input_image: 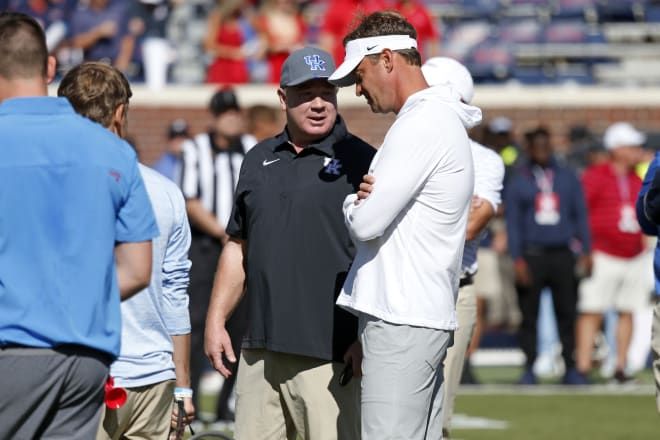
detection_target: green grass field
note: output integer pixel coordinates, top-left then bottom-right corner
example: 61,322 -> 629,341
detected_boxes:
193,366 -> 660,440
452,393 -> 659,440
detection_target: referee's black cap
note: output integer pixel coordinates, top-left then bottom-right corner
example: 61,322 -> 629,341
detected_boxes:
210,87 -> 240,117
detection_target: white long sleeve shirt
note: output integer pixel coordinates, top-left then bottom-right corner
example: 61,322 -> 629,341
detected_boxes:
337,85 -> 481,330
461,140 -> 505,275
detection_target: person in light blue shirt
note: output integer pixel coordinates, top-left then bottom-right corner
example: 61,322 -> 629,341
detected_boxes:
0,12 -> 158,440
152,118 -> 190,185
58,61 -> 196,439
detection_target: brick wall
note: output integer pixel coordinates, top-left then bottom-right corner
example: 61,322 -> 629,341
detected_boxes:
125,86 -> 660,166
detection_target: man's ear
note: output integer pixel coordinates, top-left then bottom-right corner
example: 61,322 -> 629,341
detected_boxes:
111,103 -> 126,138
381,49 -> 394,73
277,87 -> 287,111
46,56 -> 57,84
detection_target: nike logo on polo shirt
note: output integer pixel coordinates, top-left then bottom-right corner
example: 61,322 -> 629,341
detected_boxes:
262,158 -> 280,166
366,45 -> 377,51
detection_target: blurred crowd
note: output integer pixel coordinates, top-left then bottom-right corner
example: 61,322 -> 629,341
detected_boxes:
0,0 -> 439,88
461,116 -> 657,385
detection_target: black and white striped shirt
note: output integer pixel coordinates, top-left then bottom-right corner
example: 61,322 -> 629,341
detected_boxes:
181,132 -> 246,230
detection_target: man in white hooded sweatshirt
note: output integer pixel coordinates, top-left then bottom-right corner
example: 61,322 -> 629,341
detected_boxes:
329,11 -> 481,440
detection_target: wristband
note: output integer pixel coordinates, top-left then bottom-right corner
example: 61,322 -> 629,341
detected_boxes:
174,387 -> 193,400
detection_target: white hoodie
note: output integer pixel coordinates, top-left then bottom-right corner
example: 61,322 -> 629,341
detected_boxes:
337,85 -> 480,329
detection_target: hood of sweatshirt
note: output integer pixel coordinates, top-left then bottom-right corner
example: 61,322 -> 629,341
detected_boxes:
398,83 -> 483,129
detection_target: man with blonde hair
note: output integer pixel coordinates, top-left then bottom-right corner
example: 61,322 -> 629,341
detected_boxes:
58,62 -> 195,439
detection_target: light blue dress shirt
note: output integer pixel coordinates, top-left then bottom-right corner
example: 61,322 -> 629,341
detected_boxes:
111,165 -> 192,387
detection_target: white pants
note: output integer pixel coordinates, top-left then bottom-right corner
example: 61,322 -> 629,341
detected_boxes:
359,313 -> 452,440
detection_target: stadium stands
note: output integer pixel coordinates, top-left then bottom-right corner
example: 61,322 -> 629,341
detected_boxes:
427,0 -> 660,85
3,0 -> 659,86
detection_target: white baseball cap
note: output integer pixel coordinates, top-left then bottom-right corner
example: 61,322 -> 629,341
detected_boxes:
328,35 -> 418,87
488,116 -> 513,134
603,122 -> 646,150
421,57 -> 475,104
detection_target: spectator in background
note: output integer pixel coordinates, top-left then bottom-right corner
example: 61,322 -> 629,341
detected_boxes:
393,0 -> 440,59
485,116 -> 521,176
576,122 -> 651,384
179,88 -> 249,421
564,125 -> 599,174
69,0 -> 136,74
58,61 -> 195,440
504,126 -> 592,385
128,0 -> 173,89
255,0 -> 306,84
318,0 -> 387,66
243,104 -> 281,150
636,139 -> 660,414
6,0 -> 73,52
152,118 -> 190,186
204,0 -> 260,85
0,12 -> 157,438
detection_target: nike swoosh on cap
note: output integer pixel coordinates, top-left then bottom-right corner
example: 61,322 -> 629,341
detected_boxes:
366,45 -> 377,51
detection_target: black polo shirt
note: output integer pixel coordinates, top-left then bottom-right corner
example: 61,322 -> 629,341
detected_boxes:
226,116 -> 375,362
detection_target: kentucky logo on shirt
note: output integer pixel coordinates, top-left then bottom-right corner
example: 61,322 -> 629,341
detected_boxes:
323,158 -> 342,175
304,55 -> 326,71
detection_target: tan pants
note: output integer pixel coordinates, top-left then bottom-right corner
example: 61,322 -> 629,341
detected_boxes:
97,380 -> 174,440
652,298 -> 660,414
234,349 -> 360,440
442,284 -> 477,430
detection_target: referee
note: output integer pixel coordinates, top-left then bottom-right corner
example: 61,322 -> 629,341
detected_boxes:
180,88 -> 250,418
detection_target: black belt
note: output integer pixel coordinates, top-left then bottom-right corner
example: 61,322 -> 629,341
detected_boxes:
459,273 -> 474,288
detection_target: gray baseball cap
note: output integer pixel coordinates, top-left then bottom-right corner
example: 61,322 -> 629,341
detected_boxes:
280,46 -> 336,88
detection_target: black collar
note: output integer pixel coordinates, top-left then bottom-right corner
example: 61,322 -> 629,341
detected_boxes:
273,115 -> 349,157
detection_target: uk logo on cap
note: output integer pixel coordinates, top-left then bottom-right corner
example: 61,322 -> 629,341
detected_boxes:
304,55 -> 326,71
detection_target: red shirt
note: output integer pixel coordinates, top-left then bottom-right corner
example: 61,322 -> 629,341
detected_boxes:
394,1 -> 440,59
320,0 -> 389,65
581,162 -> 644,258
206,20 -> 249,85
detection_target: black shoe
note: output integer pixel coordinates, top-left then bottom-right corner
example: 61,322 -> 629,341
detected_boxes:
460,359 -> 479,385
215,409 -> 235,422
562,368 -> 590,385
518,368 -> 537,385
442,428 -> 450,438
611,370 -> 638,385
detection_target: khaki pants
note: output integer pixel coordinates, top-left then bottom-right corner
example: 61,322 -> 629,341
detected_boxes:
441,284 -> 477,430
234,349 -> 360,440
97,380 -> 175,440
652,298 -> 660,414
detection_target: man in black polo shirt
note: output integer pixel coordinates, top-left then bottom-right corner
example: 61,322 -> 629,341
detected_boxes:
204,46 -> 375,439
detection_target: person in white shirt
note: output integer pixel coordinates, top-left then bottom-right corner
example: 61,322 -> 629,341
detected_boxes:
422,56 -> 505,438
328,11 -> 481,439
